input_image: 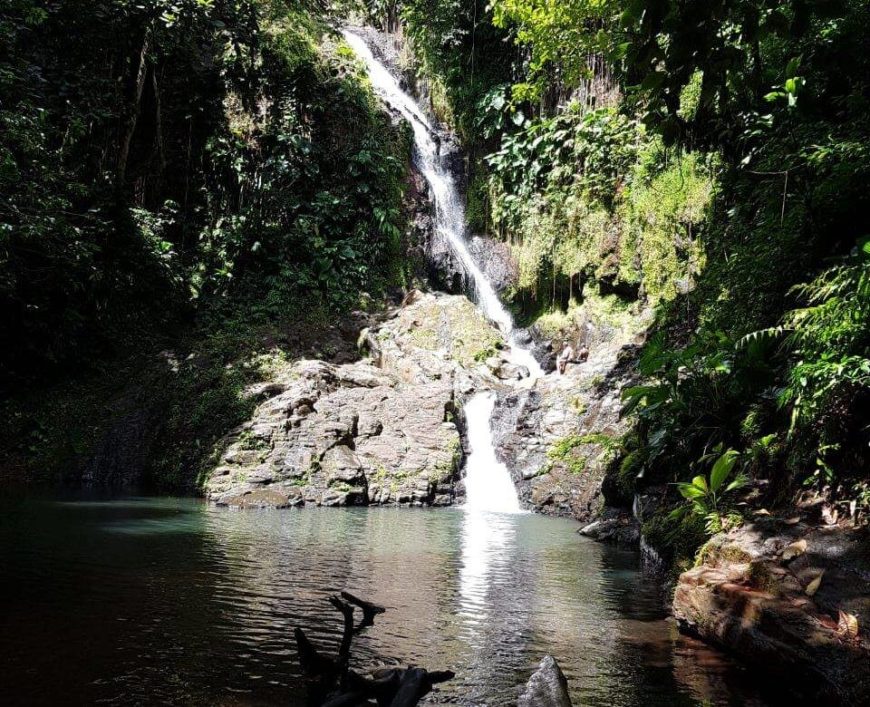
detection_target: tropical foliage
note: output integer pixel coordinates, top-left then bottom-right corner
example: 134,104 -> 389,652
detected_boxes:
671,449 -> 748,535
1,0 -> 414,487
359,0 -> 870,560
1,0 -> 410,392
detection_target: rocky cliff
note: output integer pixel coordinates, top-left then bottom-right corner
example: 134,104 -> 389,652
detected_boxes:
204,291 -> 503,508
491,300 -> 649,522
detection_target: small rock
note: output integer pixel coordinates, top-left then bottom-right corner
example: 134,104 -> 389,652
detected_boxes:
219,489 -> 293,509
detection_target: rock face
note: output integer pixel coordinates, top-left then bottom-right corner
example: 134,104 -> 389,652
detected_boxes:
518,655 -> 572,707
673,519 -> 870,705
490,344 -> 637,521
205,292 -> 502,508
468,235 -> 518,294
426,218 -> 467,295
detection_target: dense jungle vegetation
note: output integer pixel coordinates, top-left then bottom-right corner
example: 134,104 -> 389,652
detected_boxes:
1,0 -> 414,485
369,0 -> 870,566
2,0 -> 869,570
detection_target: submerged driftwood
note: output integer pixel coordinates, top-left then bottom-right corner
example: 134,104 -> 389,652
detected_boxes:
295,591 -> 454,707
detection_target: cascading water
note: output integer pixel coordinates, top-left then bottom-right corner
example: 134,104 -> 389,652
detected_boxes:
462,393 -> 522,513
343,30 -> 541,514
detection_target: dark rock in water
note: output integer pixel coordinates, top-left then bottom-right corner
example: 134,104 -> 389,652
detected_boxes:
527,333 -> 556,373
578,510 -> 639,545
518,655 -> 572,707
427,227 -> 467,294
512,328 -> 534,347
487,357 -> 530,381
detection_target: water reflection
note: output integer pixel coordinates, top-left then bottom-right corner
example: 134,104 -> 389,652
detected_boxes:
0,496 -> 787,707
458,510 -> 516,625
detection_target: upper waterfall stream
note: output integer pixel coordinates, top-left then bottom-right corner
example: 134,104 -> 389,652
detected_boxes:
343,30 -> 542,513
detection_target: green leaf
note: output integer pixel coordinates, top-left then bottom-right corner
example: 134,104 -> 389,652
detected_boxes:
710,449 -> 740,492
785,56 -> 802,79
691,475 -> 709,493
677,483 -> 706,500
725,473 -> 749,493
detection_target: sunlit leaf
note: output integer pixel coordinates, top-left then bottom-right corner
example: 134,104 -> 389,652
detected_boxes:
782,539 -> 808,561
805,571 -> 824,596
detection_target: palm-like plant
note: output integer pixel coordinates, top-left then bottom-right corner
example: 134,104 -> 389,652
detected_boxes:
671,449 -> 748,534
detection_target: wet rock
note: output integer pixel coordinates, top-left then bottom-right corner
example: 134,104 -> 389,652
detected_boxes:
674,521 -> 870,705
518,655 -> 572,707
528,330 -> 556,373
427,229 -> 467,295
205,292 -> 497,508
488,358 -> 530,381
578,513 -> 639,545
467,235 -> 518,294
512,328 -> 534,347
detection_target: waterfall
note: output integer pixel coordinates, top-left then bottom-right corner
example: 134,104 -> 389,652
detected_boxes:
343,30 -> 540,513
462,393 -> 522,512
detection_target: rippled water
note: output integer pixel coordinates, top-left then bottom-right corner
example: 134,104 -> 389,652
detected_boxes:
0,495 -> 778,706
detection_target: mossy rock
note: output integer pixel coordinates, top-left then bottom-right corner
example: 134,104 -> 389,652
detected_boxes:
642,508 -> 707,574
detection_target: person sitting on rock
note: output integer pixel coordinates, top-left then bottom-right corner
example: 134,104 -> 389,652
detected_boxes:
558,342 -> 574,375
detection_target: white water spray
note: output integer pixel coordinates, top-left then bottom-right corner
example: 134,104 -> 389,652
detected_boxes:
344,30 -> 541,513
462,393 -> 522,513
342,31 -> 542,378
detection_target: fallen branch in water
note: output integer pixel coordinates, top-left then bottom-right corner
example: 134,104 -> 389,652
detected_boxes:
294,592 -> 454,706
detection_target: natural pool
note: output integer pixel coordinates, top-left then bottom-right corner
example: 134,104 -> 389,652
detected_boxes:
0,495 -> 780,705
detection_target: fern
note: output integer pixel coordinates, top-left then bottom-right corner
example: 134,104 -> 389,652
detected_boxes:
779,254 -> 870,426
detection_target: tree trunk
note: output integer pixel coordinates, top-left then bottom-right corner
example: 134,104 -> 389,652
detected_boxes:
116,24 -> 151,196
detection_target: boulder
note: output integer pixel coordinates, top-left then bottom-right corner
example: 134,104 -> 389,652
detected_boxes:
487,357 -> 530,381
673,520 -> 870,705
578,513 -> 639,545
518,655 -> 572,707
323,445 -> 365,484
204,293 -> 495,508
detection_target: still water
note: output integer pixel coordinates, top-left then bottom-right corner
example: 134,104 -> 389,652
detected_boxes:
0,495 -> 776,706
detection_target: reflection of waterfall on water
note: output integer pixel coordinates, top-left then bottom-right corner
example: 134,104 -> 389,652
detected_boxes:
457,510 -> 518,631
342,31 -> 535,694
342,30 -> 538,517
